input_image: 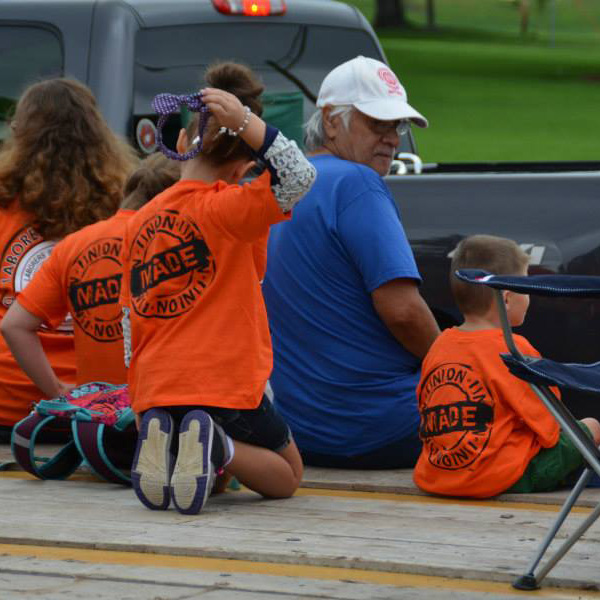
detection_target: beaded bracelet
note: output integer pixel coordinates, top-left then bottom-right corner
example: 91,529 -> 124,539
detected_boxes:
218,106 -> 251,137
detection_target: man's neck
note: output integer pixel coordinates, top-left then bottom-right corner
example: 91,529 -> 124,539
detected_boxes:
307,146 -> 334,158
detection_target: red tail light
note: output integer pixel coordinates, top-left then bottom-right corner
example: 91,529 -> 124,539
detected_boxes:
212,0 -> 286,16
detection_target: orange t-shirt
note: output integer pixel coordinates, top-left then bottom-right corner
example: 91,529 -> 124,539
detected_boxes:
413,327 -> 560,498
0,205 -> 76,425
18,210 -> 134,387
120,172 -> 290,414
252,232 -> 268,281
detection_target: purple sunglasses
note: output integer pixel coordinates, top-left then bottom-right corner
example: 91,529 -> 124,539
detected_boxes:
152,93 -> 210,161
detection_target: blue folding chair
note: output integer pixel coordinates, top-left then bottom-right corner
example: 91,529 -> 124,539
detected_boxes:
456,269 -> 600,591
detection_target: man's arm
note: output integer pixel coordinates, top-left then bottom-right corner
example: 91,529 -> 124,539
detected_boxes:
371,278 -> 440,359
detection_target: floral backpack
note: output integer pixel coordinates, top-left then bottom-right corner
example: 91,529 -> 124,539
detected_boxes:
11,382 -> 137,484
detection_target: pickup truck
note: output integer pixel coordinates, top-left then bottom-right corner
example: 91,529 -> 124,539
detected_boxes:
2,0 -> 600,419
391,169 -> 600,419
0,0 -> 401,150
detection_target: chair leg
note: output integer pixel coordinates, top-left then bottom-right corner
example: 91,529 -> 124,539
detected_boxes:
513,467 -> 595,590
513,383 -> 600,589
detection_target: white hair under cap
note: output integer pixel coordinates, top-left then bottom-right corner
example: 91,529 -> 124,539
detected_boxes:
316,55 -> 428,128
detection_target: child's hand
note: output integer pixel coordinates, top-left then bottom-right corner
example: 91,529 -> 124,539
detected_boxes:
201,88 -> 247,133
211,470 -> 233,495
56,381 -> 76,397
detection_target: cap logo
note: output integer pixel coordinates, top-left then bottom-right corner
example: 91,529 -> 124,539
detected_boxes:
377,68 -> 404,97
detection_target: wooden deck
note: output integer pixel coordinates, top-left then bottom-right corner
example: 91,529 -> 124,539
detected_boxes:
1,444 -> 600,599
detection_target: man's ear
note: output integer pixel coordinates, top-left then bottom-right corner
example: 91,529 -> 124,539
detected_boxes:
176,128 -> 189,154
322,106 -> 339,139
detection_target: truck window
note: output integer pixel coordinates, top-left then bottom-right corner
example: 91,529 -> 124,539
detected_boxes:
0,26 -> 63,142
134,23 -> 383,151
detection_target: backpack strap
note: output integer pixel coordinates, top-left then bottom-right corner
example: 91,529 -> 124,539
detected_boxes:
11,413 -> 82,479
72,420 -> 133,485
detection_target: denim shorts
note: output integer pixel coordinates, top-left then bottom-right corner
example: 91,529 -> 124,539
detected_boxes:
300,428 -> 422,470
165,395 -> 292,453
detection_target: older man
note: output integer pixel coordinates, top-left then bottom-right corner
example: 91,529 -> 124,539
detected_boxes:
263,56 -> 440,469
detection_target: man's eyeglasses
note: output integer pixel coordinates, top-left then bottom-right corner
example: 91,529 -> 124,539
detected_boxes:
362,115 -> 411,137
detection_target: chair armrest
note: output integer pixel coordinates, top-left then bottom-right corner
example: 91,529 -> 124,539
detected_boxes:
455,269 -> 600,298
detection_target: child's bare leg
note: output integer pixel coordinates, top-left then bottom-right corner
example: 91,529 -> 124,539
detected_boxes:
226,438 -> 303,499
581,417 -> 600,445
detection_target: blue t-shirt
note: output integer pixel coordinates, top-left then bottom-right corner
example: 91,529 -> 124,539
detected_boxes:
263,155 -> 422,456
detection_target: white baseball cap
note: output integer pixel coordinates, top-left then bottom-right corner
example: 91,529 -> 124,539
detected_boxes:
316,55 -> 428,128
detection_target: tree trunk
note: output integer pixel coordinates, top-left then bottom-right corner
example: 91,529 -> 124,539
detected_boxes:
375,0 -> 408,28
520,0 -> 530,36
425,0 -> 436,30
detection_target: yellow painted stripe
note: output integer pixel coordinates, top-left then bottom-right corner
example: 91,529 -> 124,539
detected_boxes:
0,469 -> 593,513
294,487 -> 593,514
0,542 -> 597,598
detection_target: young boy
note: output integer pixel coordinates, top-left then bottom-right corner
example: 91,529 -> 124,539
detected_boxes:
413,234 -> 600,498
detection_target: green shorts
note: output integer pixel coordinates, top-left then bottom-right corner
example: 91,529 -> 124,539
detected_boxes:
507,422 -> 592,494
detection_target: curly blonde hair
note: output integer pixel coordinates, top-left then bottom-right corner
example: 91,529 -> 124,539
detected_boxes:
0,78 -> 138,239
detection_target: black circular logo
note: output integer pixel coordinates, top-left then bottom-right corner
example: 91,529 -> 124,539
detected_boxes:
68,237 -> 123,342
419,362 -> 494,470
129,209 -> 215,318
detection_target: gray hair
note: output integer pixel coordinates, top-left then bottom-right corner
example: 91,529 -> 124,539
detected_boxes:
304,105 -> 353,152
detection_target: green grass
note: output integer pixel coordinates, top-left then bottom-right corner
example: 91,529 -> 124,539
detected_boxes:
341,1 -> 600,162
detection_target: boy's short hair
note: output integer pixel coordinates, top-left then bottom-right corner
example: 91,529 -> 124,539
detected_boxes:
450,234 -> 529,316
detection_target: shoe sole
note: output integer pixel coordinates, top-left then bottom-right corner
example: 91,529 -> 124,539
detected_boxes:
131,408 -> 174,510
170,410 -> 214,515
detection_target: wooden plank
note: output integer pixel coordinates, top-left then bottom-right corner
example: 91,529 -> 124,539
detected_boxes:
302,466 -> 600,508
0,553 -> 595,600
3,443 -> 600,509
0,477 -> 599,590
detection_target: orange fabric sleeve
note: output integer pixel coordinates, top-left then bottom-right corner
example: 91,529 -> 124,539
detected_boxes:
203,172 -> 290,242
252,232 -> 269,281
17,242 -> 68,329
